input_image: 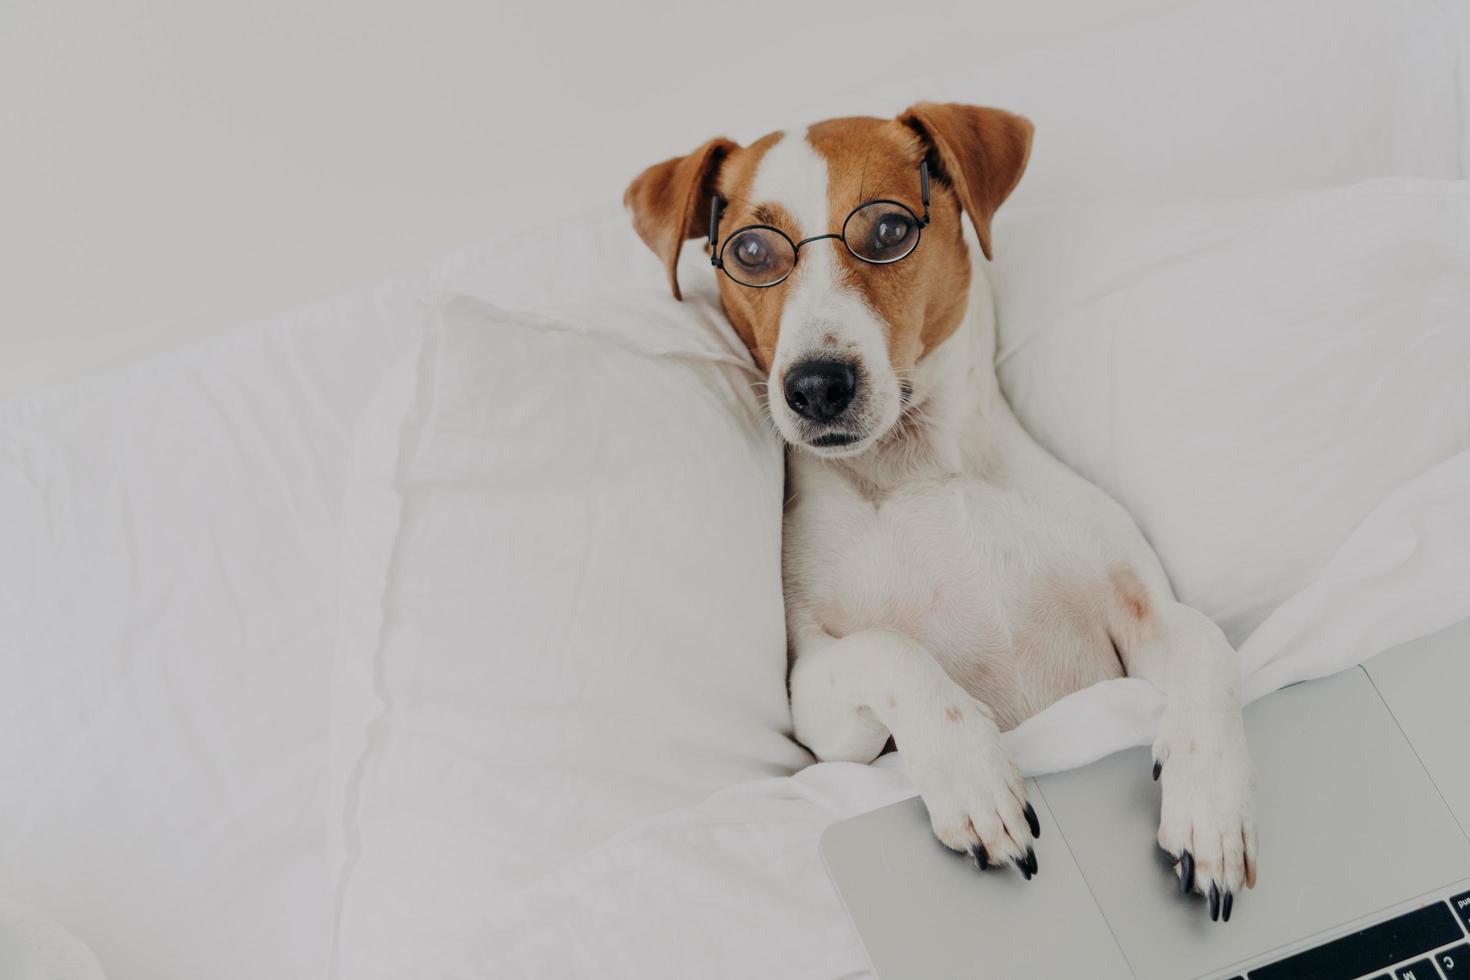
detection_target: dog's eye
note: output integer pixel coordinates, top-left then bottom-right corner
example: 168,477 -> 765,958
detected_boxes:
875,215 -> 911,248
719,227 -> 796,287
732,233 -> 771,270
844,203 -> 920,264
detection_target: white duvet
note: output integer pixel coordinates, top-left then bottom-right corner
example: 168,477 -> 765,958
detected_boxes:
2,0 -> 1468,978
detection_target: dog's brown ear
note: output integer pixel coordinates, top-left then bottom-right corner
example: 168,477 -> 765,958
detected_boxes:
898,103 -> 1033,261
624,137 -> 738,300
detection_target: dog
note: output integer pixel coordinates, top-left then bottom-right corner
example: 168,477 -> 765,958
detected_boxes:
624,103 -> 1256,921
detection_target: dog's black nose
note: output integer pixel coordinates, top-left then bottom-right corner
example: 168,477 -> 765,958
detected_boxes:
784,360 -> 857,423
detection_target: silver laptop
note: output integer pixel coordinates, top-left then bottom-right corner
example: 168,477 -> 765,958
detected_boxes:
822,617 -> 1470,980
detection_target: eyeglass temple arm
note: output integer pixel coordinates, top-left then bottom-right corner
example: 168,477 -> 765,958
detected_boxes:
919,159 -> 931,227
709,196 -> 724,267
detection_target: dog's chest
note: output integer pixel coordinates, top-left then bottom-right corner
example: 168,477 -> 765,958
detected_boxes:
803,477 -> 1033,639
789,471 -> 1121,725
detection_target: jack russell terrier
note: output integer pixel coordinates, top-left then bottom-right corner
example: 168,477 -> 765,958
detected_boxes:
625,103 -> 1256,922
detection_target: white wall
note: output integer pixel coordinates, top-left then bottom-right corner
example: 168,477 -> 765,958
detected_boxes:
0,0 -> 1184,397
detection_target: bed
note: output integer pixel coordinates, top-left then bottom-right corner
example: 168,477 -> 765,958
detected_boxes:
2,1 -> 1468,977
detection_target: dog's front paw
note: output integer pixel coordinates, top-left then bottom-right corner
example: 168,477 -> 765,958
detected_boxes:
1153,707 -> 1257,921
906,705 -> 1040,879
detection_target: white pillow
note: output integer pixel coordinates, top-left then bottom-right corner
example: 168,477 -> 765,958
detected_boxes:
991,178 -> 1470,644
329,293 -> 810,978
790,0 -> 1463,204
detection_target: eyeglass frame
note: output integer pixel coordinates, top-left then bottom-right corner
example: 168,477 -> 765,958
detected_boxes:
707,160 -> 932,288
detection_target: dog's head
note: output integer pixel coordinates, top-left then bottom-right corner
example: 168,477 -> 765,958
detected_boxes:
625,104 -> 1032,458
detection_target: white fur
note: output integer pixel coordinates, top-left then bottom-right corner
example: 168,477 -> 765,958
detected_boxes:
756,128 -> 1257,908
750,133 -> 902,457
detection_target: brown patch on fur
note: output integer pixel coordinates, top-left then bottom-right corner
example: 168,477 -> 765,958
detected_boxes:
945,705 -> 963,722
624,136 -> 738,301
625,130 -> 784,366
1110,566 -> 1152,623
898,103 -> 1033,262
702,130 -> 790,371
804,116 -> 974,375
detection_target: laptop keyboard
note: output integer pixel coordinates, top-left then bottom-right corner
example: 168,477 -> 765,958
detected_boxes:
1234,889 -> 1470,979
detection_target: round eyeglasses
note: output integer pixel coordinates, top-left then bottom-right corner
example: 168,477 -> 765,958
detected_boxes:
709,160 -> 931,288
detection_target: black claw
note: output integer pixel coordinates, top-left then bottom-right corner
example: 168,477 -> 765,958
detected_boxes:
1023,802 -> 1041,839
1016,853 -> 1033,880
969,843 -> 989,871
1178,850 -> 1195,895
1026,846 -> 1038,876
1222,891 -> 1233,922
1209,882 -> 1220,921
1152,759 -> 1162,781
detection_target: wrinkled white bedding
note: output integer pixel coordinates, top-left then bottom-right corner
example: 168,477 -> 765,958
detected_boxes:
0,290 -> 422,980
0,211 -> 680,979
